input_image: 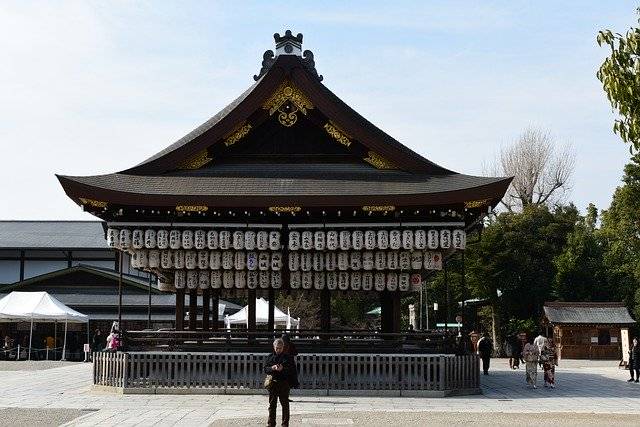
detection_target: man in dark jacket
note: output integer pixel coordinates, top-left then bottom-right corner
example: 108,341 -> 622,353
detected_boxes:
628,337 -> 640,383
477,332 -> 493,375
264,338 -> 293,427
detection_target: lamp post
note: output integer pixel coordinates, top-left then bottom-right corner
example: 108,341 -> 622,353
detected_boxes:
433,302 -> 438,329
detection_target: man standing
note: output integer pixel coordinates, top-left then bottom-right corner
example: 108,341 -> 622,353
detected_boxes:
477,332 -> 493,375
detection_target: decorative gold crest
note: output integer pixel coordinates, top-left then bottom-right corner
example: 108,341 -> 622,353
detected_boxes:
464,199 -> 491,209
268,206 -> 302,213
362,205 -> 396,212
79,198 -> 108,208
324,122 -> 352,147
363,151 -> 396,169
175,205 -> 209,212
224,122 -> 253,147
177,150 -> 212,170
263,81 -> 314,127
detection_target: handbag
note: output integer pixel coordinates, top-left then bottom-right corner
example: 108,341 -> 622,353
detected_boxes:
264,374 -> 273,389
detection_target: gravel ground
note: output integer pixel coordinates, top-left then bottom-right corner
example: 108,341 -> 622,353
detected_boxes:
0,361 -> 81,371
211,411 -> 640,426
0,408 -> 92,427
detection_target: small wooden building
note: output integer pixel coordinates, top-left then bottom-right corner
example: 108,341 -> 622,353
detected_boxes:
543,302 -> 635,360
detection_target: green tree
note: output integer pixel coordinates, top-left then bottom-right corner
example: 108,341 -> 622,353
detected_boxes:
597,9 -> 640,151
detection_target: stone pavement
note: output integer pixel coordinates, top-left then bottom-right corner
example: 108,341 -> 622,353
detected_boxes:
0,358 -> 638,426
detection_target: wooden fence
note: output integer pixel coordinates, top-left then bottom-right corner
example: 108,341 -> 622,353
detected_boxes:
93,352 -> 479,395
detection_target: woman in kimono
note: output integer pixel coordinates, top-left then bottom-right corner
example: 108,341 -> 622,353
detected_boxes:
541,338 -> 558,388
522,338 -> 540,388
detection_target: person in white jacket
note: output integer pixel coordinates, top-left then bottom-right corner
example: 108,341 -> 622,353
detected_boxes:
533,334 -> 547,366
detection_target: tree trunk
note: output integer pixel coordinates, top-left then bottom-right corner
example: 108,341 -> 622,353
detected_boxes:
491,301 -> 503,356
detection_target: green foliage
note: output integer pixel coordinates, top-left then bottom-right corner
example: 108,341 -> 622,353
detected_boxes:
597,9 -> 640,151
504,317 -> 538,337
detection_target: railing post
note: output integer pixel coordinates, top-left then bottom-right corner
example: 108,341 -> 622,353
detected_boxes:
438,356 -> 446,391
123,353 -> 129,389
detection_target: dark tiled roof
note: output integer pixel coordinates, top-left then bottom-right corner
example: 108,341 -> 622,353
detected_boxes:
543,302 -> 636,325
0,221 -> 107,249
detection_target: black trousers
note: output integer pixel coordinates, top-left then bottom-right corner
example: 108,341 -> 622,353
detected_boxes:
630,364 -> 640,380
268,380 -> 290,427
481,355 -> 490,373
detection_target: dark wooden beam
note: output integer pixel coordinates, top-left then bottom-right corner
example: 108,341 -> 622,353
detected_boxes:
320,289 -> 331,333
380,291 -> 392,333
175,288 -> 185,331
211,290 -> 219,331
202,288 -> 211,331
248,289 -> 257,342
19,250 -> 25,281
189,289 -> 197,330
268,288 -> 275,333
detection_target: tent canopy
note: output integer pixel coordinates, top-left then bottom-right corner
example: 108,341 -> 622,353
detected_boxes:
0,291 -> 88,322
225,298 -> 299,327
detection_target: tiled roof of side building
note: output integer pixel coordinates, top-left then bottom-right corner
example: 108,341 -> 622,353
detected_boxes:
543,302 -> 636,325
0,221 -> 107,249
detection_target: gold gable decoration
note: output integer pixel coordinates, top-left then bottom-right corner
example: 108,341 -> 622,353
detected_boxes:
224,122 -> 253,147
324,122 -> 352,147
263,81 -> 314,127
464,199 -> 491,209
363,151 -> 396,170
79,197 -> 108,208
177,150 -> 212,170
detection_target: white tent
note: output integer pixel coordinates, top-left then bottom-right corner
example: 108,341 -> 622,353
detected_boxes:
0,291 -> 89,360
224,298 -> 300,330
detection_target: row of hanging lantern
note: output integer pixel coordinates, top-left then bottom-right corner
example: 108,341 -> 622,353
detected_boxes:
288,229 -> 465,251
130,249 -> 443,272
167,270 -> 421,292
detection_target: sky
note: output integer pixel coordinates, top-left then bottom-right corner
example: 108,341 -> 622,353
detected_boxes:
1,1 -> 637,220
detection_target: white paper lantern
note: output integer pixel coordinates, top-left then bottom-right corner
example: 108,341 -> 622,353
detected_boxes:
374,251 -> 387,270
169,230 -> 181,249
326,231 -> 339,250
349,252 -> 362,270
209,251 -> 221,270
223,271 -> 234,289
158,281 -> 174,292
244,231 -> 256,251
312,252 -> 324,271
119,229 -> 132,249
364,230 -> 376,250
247,271 -> 258,289
351,272 -> 362,290
427,229 -> 439,249
219,231 -> 231,250
387,251 -> 399,270
107,228 -> 119,248
288,252 -> 299,271
271,252 -> 282,271
325,252 -> 337,271
271,272 -> 282,289
174,250 -> 185,269
362,251 -> 374,270
362,272 -> 373,291
424,251 -> 443,270
222,251 -> 234,270
185,250 -> 197,269
410,273 -> 422,291
352,230 -> 364,250
377,230 -> 389,250
186,270 -> 198,289
300,253 -> 312,272
326,272 -> 338,290
258,252 -> 270,271
337,252 -> 349,271
339,231 -> 351,250
387,273 -> 398,291
288,231 -> 301,251
145,229 -> 157,249
314,231 -> 326,251
207,230 -> 219,249
235,271 -> 246,289
256,231 -> 269,250
338,272 -> 349,290
132,250 -> 148,268
182,230 -> 194,250
399,251 -> 411,270
301,231 -> 313,250
301,272 -> 312,290
233,231 -> 245,250
389,230 -> 401,250
440,230 -> 451,249
148,250 -> 160,268
289,271 -> 301,289
399,274 -> 410,291
132,229 -> 144,249
313,272 -> 325,290
247,251 -> 258,271
211,271 -> 222,289
411,251 -> 423,270
374,272 -> 386,291
402,230 -> 414,250
453,229 -> 466,250
174,270 -> 186,289
234,251 -> 246,270
161,250 -> 173,269
198,250 -> 209,269
193,230 -> 206,250
414,230 -> 427,250
199,271 -> 210,289
156,230 -> 169,249
269,231 -> 281,250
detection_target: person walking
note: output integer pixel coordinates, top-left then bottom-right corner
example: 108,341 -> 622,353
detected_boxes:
533,333 -> 547,367
628,337 -> 640,383
522,338 -> 539,388
541,338 -> 558,388
477,332 -> 493,375
264,338 -> 293,427
281,333 -> 300,390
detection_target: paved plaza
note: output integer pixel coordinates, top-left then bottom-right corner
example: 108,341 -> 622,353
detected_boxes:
0,359 -> 639,426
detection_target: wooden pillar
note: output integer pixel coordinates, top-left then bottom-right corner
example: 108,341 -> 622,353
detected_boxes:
211,290 -> 219,331
391,292 -> 401,333
268,288 -> 275,333
248,289 -> 257,341
189,289 -> 197,330
320,289 -> 331,333
175,288 -> 185,331
202,288 -> 211,331
380,291 -> 392,333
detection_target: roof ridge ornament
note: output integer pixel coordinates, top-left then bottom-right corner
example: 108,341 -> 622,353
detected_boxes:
253,30 -> 323,81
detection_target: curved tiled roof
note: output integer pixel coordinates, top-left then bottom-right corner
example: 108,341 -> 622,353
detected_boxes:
544,302 -> 635,325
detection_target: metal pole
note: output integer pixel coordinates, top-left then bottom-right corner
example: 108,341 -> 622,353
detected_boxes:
118,251 -> 123,329
426,287 -> 430,330
444,261 -> 449,334
419,286 -> 423,330
147,273 -> 152,329
28,316 -> 33,361
62,319 -> 68,361
54,320 -> 57,360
